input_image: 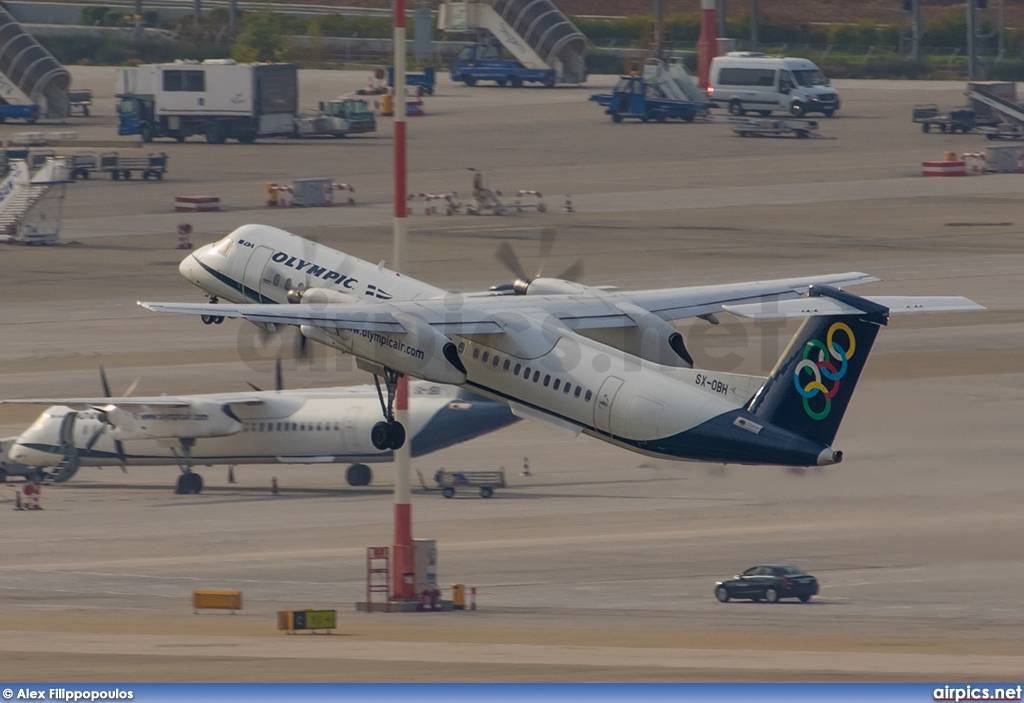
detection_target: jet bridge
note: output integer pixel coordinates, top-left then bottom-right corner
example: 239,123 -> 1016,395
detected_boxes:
0,7 -> 71,118
438,0 -> 587,83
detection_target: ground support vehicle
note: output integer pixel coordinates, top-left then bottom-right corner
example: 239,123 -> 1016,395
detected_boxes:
592,76 -> 706,123
912,104 -> 996,134
0,102 -> 39,124
427,469 -> 506,498
68,153 -> 97,180
715,565 -> 820,603
450,44 -> 556,88
67,90 -> 92,117
318,98 -> 376,134
100,152 -> 168,180
115,60 -> 298,144
388,66 -> 435,95
709,53 -> 839,118
732,116 -> 822,138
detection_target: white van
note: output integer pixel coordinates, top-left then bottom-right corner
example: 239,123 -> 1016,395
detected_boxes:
708,53 -> 840,118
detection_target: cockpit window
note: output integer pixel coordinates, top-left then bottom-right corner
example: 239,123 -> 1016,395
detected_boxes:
212,237 -> 234,256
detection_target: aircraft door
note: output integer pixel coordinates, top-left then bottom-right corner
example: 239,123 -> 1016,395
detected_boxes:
593,376 -> 624,434
242,246 -> 275,302
342,406 -> 366,453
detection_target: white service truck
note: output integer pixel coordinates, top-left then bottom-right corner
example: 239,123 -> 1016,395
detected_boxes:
115,60 -> 302,144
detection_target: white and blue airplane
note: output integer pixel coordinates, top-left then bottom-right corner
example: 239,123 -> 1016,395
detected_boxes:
2,376 -> 517,493
140,224 -> 981,469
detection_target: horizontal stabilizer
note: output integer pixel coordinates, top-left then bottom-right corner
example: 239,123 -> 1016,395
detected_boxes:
723,295 -> 983,319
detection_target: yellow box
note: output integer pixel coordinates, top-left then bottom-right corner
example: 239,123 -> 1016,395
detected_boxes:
451,583 -> 465,609
193,589 -> 242,611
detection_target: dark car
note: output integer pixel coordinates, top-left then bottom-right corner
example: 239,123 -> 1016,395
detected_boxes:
714,564 -> 819,603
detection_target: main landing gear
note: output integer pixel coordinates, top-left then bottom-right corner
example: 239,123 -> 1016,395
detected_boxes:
371,369 -> 407,451
172,438 -> 204,494
201,295 -> 225,325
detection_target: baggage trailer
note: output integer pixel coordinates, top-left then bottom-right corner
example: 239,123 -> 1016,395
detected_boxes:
912,103 -> 996,134
100,152 -> 168,180
732,116 -> 822,138
67,89 -> 92,117
592,76 -> 706,123
423,469 -> 507,498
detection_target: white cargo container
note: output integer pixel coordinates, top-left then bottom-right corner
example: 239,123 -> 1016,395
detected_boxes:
114,60 -> 298,144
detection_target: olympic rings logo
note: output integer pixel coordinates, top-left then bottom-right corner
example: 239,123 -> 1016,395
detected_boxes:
792,322 -> 856,421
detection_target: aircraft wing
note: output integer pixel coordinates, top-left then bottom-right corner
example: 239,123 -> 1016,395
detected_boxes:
141,271 -> 878,334
723,295 -> 984,319
0,396 -> 265,410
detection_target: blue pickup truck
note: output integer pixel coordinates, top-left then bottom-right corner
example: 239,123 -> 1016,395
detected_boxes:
591,76 -> 707,123
0,102 -> 39,124
450,44 -> 556,88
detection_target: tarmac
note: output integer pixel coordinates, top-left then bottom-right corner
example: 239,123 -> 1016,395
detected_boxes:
0,69 -> 1022,682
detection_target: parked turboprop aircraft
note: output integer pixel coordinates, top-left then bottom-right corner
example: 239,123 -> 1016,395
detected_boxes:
141,224 -> 981,468
3,377 -> 517,493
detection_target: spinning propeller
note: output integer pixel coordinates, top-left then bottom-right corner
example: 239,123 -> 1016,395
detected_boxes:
492,228 -> 584,295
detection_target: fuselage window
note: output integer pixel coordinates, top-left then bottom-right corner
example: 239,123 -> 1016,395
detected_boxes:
276,422 -> 282,431
334,422 -> 340,431
458,342 -> 466,354
532,371 -> 540,383
272,274 -> 281,287
492,355 -> 500,367
584,390 -> 593,402
563,383 -> 571,394
472,348 -> 479,360
543,374 -> 551,387
317,423 -> 322,431
513,363 -> 521,375
552,378 -> 560,391
300,423 -> 306,431
523,366 -> 531,378
574,386 -> 582,398
481,351 -> 490,363
503,359 -> 510,371
285,279 -> 293,291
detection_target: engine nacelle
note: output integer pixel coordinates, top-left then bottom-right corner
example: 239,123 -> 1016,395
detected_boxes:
579,302 -> 693,368
525,278 -> 595,296
300,313 -> 467,385
289,287 -> 361,306
101,401 -> 242,440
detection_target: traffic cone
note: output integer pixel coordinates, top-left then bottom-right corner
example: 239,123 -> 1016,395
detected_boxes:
271,476 -> 279,495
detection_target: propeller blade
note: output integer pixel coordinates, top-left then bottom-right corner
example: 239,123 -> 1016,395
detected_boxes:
246,382 -> 263,392
534,228 -> 556,278
99,367 -> 112,397
275,357 -> 284,391
294,328 -> 310,363
556,257 -> 585,283
84,425 -> 106,451
494,241 -> 527,281
123,378 -> 141,398
114,439 -> 127,471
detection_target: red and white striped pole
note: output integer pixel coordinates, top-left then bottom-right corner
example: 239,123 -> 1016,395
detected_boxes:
696,0 -> 718,88
391,0 -> 416,603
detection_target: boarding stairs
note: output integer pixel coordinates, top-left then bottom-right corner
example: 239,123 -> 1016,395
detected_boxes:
0,158 -> 70,244
0,7 -> 72,117
643,58 -> 709,105
438,0 -> 587,83
967,82 -> 1024,127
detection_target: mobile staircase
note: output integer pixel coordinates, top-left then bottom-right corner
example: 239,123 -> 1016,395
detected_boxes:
437,0 -> 588,84
0,157 -> 71,244
0,7 -> 74,118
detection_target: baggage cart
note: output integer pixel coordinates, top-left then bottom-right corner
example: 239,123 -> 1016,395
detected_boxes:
732,117 -> 822,138
100,151 -> 168,180
68,89 -> 93,117
912,103 -> 997,134
418,469 -> 507,498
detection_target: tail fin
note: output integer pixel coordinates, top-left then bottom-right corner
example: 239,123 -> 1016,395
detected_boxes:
747,286 -> 889,446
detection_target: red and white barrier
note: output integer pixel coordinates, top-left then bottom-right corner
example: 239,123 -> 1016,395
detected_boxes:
175,195 -> 221,212
329,183 -> 356,207
962,152 -> 987,175
921,161 -> 966,177
513,190 -> 547,213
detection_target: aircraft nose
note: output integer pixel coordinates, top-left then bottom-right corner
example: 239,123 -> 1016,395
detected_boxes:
179,250 -> 205,284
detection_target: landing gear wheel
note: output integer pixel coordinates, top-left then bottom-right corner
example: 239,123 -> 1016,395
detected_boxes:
189,472 -> 203,494
346,463 -> 373,487
715,586 -> 730,602
728,99 -> 745,116
764,587 -> 779,603
371,421 -> 392,451
387,422 -> 406,450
